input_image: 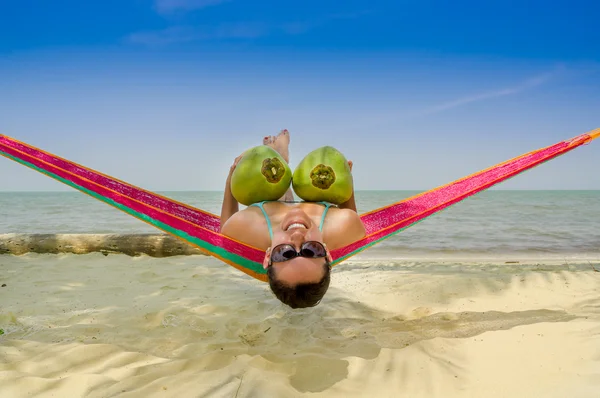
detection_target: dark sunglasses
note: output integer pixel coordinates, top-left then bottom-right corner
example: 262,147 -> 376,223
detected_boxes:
269,241 -> 328,263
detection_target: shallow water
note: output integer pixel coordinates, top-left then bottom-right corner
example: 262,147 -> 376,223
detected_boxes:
1,190 -> 599,258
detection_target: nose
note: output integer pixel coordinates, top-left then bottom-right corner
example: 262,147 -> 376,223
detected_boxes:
289,230 -> 306,248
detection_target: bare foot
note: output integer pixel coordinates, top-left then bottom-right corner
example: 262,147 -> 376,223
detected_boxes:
262,130 -> 290,163
263,130 -> 293,201
263,135 -> 275,146
263,135 -> 280,158
273,129 -> 290,163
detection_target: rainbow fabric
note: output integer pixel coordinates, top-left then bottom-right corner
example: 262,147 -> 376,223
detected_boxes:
1,129 -> 598,281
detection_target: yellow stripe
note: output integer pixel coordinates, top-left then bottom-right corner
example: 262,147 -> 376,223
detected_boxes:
0,134 -> 220,218
346,134 -> 591,247
0,140 -> 266,254
3,128 -> 597,276
0,149 -> 268,282
360,130 -> 594,218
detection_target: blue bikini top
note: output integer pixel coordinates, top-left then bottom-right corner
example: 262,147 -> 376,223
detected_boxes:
248,201 -> 333,240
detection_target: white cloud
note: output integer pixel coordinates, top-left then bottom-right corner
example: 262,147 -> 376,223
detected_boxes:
127,8 -> 372,46
154,0 -> 230,15
126,23 -> 267,46
419,71 -> 556,115
126,26 -> 199,46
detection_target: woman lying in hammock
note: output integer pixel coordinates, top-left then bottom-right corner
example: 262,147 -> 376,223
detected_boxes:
219,130 -> 366,309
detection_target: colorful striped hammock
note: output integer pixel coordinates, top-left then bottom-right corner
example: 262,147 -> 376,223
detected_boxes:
1,129 -> 598,281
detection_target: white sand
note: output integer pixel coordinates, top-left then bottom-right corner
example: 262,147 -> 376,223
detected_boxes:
1,254 -> 599,397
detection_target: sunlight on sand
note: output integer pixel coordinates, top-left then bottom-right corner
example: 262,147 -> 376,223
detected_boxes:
1,254 -> 599,397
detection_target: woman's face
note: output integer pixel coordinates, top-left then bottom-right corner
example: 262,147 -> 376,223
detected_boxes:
263,207 -> 331,286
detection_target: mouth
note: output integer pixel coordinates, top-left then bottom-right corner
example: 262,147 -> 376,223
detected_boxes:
285,221 -> 308,231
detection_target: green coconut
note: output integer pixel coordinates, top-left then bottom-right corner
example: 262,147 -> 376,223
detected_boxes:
292,146 -> 353,204
230,145 -> 292,206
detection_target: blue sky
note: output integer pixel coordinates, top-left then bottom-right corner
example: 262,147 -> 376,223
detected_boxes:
1,0 -> 599,192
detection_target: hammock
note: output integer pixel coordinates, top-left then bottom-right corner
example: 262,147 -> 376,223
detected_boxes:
1,129 -> 598,281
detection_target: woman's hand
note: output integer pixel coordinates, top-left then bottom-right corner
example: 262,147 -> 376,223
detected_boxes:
221,154 -> 244,230
338,159 -> 357,211
228,154 -> 243,179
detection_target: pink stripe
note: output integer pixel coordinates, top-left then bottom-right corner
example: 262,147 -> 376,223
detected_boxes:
359,141 -> 567,234
0,136 -> 221,233
0,142 -> 265,263
334,136 -> 586,260
2,132 -> 592,265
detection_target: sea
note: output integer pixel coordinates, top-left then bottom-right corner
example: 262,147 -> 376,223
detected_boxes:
1,190 -> 598,261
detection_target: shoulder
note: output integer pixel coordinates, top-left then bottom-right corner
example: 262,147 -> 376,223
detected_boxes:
220,208 -> 269,247
221,209 -> 254,229
330,207 -> 363,225
323,208 -> 366,250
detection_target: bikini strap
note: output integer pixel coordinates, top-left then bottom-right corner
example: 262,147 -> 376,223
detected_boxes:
248,201 -> 274,240
318,202 -> 333,231
249,200 -> 332,237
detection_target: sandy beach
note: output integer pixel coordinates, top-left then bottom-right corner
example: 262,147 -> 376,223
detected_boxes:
1,0 -> 599,394
1,252 -> 599,397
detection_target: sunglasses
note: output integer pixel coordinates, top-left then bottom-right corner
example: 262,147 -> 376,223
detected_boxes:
269,241 -> 328,263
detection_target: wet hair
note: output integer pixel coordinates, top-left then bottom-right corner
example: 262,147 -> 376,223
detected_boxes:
267,260 -> 331,309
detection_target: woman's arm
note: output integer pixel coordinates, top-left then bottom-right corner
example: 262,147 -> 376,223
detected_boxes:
337,160 -> 357,212
219,156 -> 242,230
337,192 -> 357,212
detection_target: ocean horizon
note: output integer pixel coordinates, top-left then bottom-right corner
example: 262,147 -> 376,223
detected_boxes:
2,190 -> 598,261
